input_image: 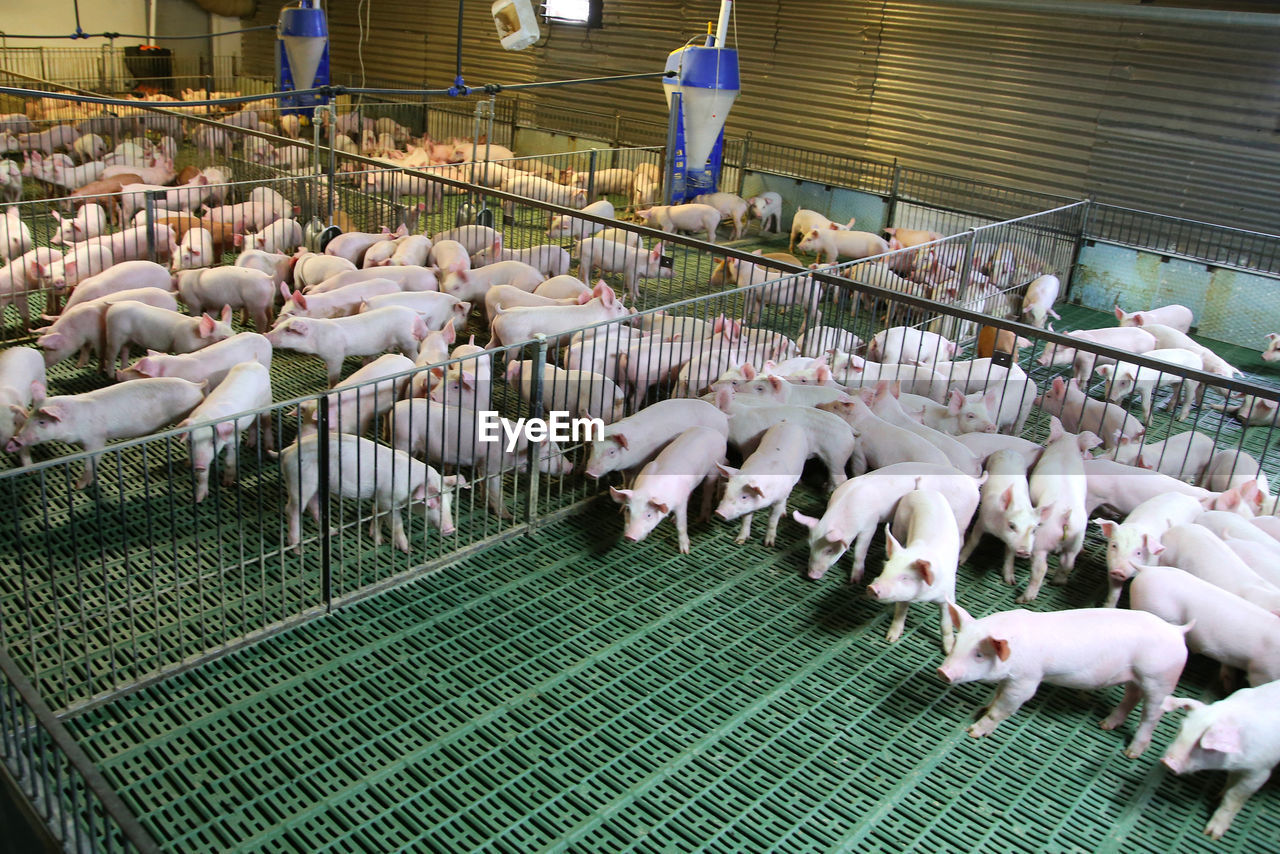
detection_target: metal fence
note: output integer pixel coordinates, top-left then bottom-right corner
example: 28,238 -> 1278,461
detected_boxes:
1086,203 -> 1280,279
0,47 -> 244,97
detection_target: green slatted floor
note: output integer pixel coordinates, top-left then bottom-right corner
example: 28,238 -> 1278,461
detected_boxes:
65,487 -> 1279,853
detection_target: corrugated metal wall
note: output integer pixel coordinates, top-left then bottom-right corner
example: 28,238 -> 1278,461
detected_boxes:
239,1 -> 1280,232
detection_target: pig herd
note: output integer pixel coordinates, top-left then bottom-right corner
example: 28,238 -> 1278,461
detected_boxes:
1,109 -> 1279,838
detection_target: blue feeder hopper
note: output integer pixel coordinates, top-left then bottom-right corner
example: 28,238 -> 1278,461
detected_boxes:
277,0 -> 331,115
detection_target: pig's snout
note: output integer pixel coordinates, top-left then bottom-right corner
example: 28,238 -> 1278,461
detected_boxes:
1109,566 -> 1132,582
714,507 -> 730,521
4,438 -> 23,453
983,425 -> 997,434
441,523 -> 456,536
865,584 -> 882,600
936,666 -> 955,684
805,566 -> 827,581
1161,755 -> 1184,775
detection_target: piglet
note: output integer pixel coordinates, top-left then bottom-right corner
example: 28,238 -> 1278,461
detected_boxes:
178,361 -> 273,502
1115,303 -> 1194,333
1261,333 -> 1280,363
1020,275 -> 1060,327
546,199 -> 615,242
608,425 -> 726,553
1092,492 -> 1204,607
506,360 -> 627,425
265,306 -> 427,385
1160,681 -> 1280,839
174,266 -> 275,333
0,347 -> 47,465
636,203 -> 721,243
5,377 -> 205,488
38,288 -> 179,368
577,238 -> 673,301
714,422 -> 808,546
1157,524 -> 1280,611
115,332 -> 272,388
297,353 -> 414,436
585,399 -> 729,481
959,450 -> 1037,586
797,227 -> 889,264
172,227 -> 215,272
747,192 -> 782,233
937,603 -> 1189,758
488,283 -> 630,349
360,291 -> 470,332
103,303 -> 233,374
50,204 -> 106,247
867,327 -> 957,366
0,207 -> 32,261
1021,417 -> 1098,603
866,489 -> 962,651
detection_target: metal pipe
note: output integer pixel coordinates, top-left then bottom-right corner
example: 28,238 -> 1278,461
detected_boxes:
714,0 -> 731,47
922,0 -> 1280,27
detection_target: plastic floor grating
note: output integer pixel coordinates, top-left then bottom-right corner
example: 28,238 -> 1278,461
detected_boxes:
65,491 -> 1279,853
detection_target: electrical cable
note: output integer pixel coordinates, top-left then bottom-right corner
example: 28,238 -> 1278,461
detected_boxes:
0,26 -> 276,40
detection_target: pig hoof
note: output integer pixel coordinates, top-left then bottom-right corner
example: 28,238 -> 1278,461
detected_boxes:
884,628 -> 902,644
733,534 -> 749,545
763,536 -> 776,547
1050,574 -> 1070,587
1015,592 -> 1037,605
1099,716 -> 1121,732
1122,743 -> 1146,759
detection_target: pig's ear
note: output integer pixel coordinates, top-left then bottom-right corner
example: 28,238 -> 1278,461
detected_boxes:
1092,518 -> 1118,538
8,404 -> 28,423
744,481 -> 766,498
429,367 -> 445,379
816,366 -> 832,384
714,387 -> 733,412
1199,721 -> 1244,755
220,305 -> 232,323
214,421 -> 235,441
1161,696 -> 1204,714
947,389 -> 964,415
293,292 -> 308,310
1038,504 -> 1056,523
809,229 -> 820,238
983,389 -> 998,410
1114,306 -> 1124,321
289,319 -> 309,335
279,282 -> 290,301
35,404 -> 64,423
444,474 -> 470,490
611,431 -> 629,450
988,637 -> 1011,662
715,463 -> 738,479
648,498 -> 670,515
608,486 -> 631,504
792,511 -> 818,530
1077,431 -> 1101,451
198,314 -> 216,336
442,319 -> 457,344
1048,416 -> 1065,443
882,523 -> 899,557
913,559 -> 934,586
946,601 -> 972,630
1096,365 -> 1113,379
1142,533 -> 1165,556
742,364 -> 756,381
767,376 -> 784,392
1000,485 -> 1015,511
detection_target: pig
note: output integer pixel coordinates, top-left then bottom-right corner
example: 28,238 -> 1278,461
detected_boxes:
279,279 -> 403,322
1035,326 -> 1157,369
734,259 -> 823,325
635,204 -> 721,243
359,291 -> 470,331
483,286 -> 575,323
43,243 -> 114,293
1035,377 -> 1145,450
904,388 -> 1000,435
861,382 -> 981,475
440,260 -> 544,303
1196,510 -> 1280,551
324,229 -> 398,267
382,234 -> 433,268
577,238 -> 673,301
174,267 -> 275,333
1082,458 -> 1213,519
747,192 -> 782,234
832,355 -> 951,402
103,303 -> 234,373
430,225 -> 501,256
534,276 -> 592,300
50,204 -> 107,247
1020,417 -> 1099,603
567,167 -> 635,196
867,327 -> 957,366
1096,348 -> 1203,421
1138,323 -> 1241,379
470,238 -> 570,279
1261,332 -> 1280,363
506,360 -> 626,425
1132,565 -> 1280,692
487,283 -> 630,349
1092,492 -> 1205,607
937,603 -> 1189,758
712,421 -> 809,545
1210,393 -> 1279,428
385,400 -> 563,520
816,396 -> 951,475
297,354 -> 414,437
37,288 -> 179,368
281,432 -> 460,551
1201,449 -> 1269,496
171,228 -> 214,272
797,228 -> 889,264
244,218 -> 303,255
584,399 -> 729,480
954,433 -> 1042,468
1095,430 -> 1214,484
1159,681 -> 1280,840
5,377 -> 205,488
426,239 -> 471,277
691,192 -> 749,240
0,247 -> 61,325
629,174 -> 658,209
1158,524 -> 1280,610
306,264 -> 437,295
500,174 -> 587,212
546,199 -> 616,242
178,362 -> 273,502
866,489 -> 963,651
792,462 -> 980,582
75,224 -> 177,265
265,307 -> 427,385
425,338 -> 492,411
796,326 -> 860,358
717,372 -> 846,408
0,347 -> 47,465
608,425 -> 727,553
614,336 -> 705,406
789,209 -> 853,253
292,252 -> 358,290
115,332 -> 272,389
959,450 -> 1038,585
1020,274 -> 1061,328
1251,515 -> 1280,542
1115,303 -> 1194,333
884,226 -> 944,247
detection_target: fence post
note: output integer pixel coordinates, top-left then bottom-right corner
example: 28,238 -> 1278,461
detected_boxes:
144,190 -> 164,264
736,131 -> 751,197
612,108 -> 622,148
524,335 -> 548,528
317,395 -> 333,609
1065,197 -> 1094,304
326,103 -> 338,225
944,228 -> 979,340
586,148 -> 598,202
886,159 -> 901,228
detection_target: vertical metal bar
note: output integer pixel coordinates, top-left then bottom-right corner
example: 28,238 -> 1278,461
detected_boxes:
144,190 -> 162,264
317,397 -> 332,610
663,92 -> 681,206
525,336 -> 548,527
586,148 -> 598,203
1065,197 -> 1094,304
326,103 -> 338,225
886,158 -> 901,227
737,131 -> 751,197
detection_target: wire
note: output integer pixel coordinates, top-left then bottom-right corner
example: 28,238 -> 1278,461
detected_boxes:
356,0 -> 370,91
0,25 -> 276,40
